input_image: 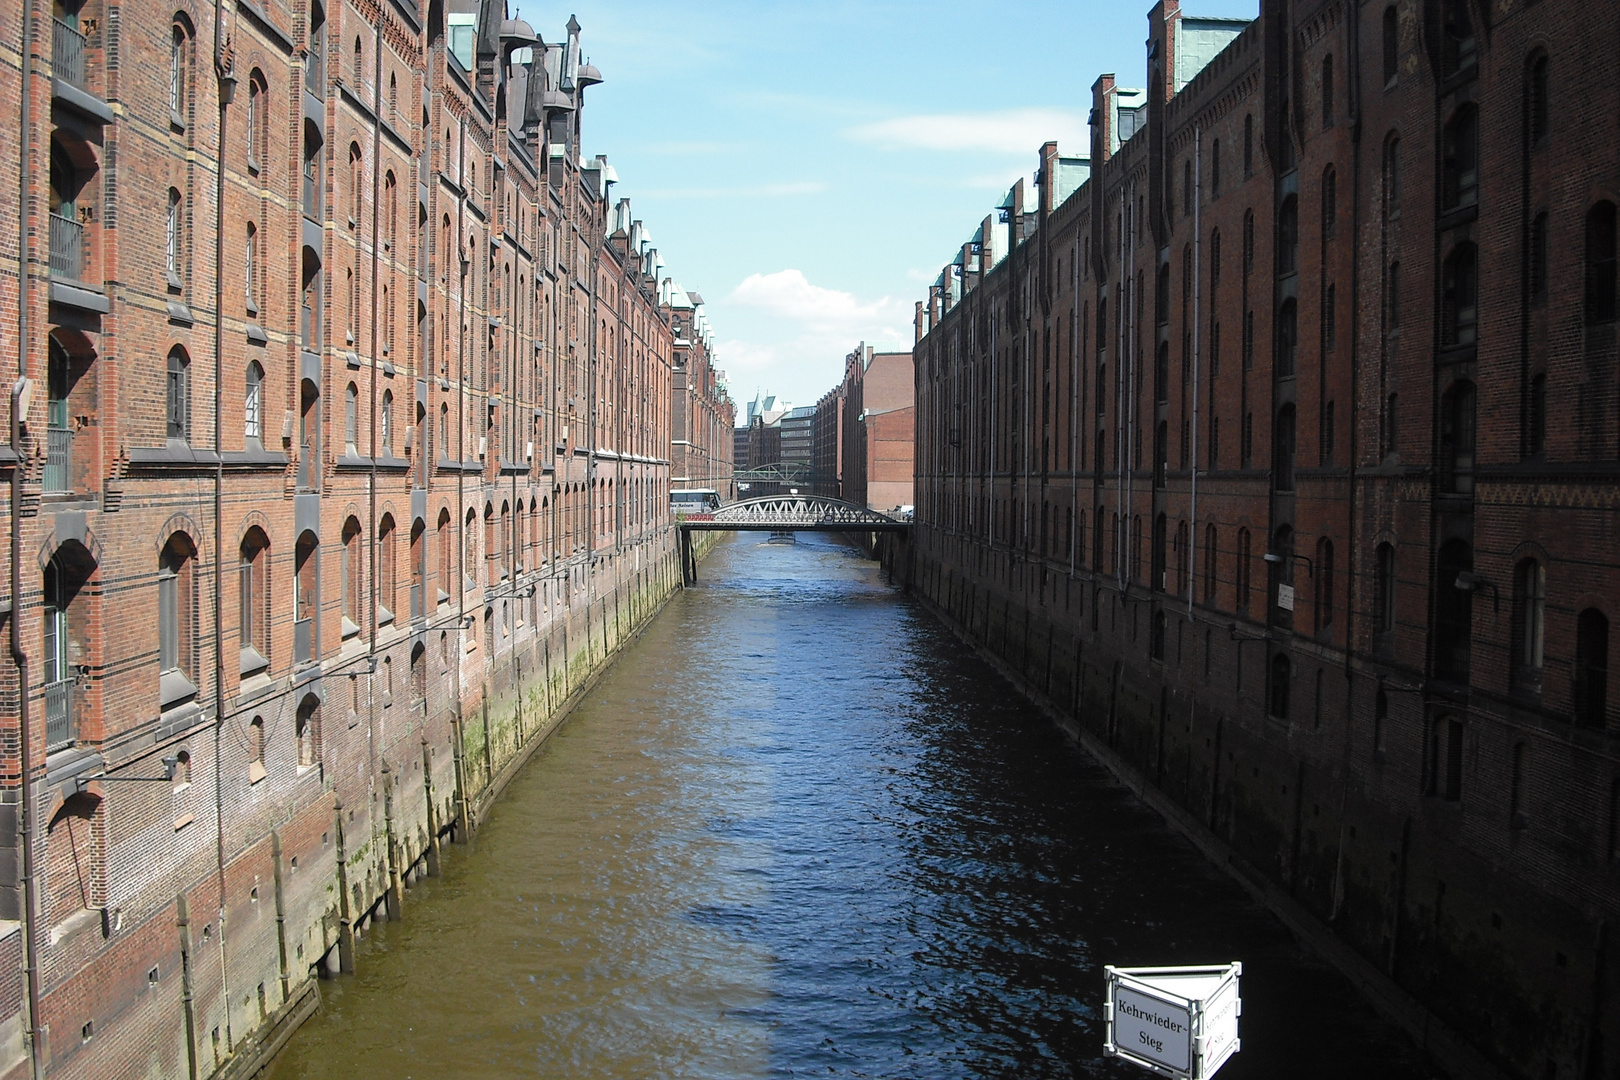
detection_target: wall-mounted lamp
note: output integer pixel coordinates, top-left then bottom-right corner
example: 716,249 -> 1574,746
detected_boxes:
1263,551 -> 1315,578
1453,571 -> 1499,613
75,756 -> 179,793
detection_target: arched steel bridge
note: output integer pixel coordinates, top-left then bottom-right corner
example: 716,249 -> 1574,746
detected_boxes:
676,495 -> 910,583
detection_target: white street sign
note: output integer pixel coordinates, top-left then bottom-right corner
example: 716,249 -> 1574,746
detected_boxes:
1277,583 -> 1295,611
1104,963 -> 1242,1080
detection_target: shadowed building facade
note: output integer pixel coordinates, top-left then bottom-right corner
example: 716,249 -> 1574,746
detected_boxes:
912,2 -> 1619,1078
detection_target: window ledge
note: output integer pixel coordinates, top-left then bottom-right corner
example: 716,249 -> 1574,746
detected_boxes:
247,323 -> 269,346
336,453 -> 373,469
160,669 -> 199,710
129,442 -> 221,470
220,446 -> 287,470
239,645 -> 269,678
341,616 -> 362,640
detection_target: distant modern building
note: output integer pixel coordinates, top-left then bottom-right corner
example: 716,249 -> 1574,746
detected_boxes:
779,406 -> 816,490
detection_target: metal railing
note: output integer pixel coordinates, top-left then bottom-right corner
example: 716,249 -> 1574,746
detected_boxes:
44,427 -> 73,493
53,17 -> 87,91
45,679 -> 74,751
49,213 -> 84,280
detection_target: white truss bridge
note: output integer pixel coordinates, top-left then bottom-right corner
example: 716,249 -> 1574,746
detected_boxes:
678,495 -> 910,532
676,495 -> 910,583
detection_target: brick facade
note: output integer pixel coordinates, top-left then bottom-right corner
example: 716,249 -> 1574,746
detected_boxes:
912,2 -> 1618,1078
0,0 -> 714,1074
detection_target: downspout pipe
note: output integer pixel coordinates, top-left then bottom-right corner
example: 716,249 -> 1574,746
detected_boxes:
1189,127 -> 1201,617
13,0 -> 45,1070
210,0 -> 236,1051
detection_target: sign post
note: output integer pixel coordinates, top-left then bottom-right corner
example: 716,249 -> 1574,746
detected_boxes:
1103,963 -> 1241,1080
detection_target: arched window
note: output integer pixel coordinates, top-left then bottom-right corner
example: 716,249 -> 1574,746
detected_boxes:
1512,559 -> 1545,688
1210,228 -> 1221,289
1527,54 -> 1549,146
1236,527 -> 1252,612
1440,0 -> 1477,79
1276,299 -> 1298,376
344,382 -> 358,453
1374,542 -> 1396,634
1151,608 -> 1167,660
293,531 -> 318,664
169,21 -> 188,120
1274,404 -> 1295,490
1440,380 -> 1477,494
1384,135 -> 1402,217
166,347 -> 190,443
410,517 -> 426,617
1269,652 -> 1291,719
341,517 -> 362,636
1575,609 -> 1610,729
166,188 -> 182,283
1321,54 -> 1334,126
1585,202 -> 1617,324
46,794 -> 100,923
1242,209 -> 1255,274
239,527 -> 270,675
1441,243 -> 1478,346
378,514 -> 397,623
245,221 -> 258,312
1435,540 -> 1474,682
1243,114 -> 1253,176
1430,715 -> 1465,800
1382,6 -> 1398,85
437,508 -> 453,603
1315,538 -> 1334,632
1152,512 -> 1167,591
298,378 -> 320,490
1321,166 -> 1337,238
248,716 -> 266,782
1203,524 -> 1217,603
1441,106 -> 1479,211
159,532 -> 197,707
347,142 -> 363,226
352,35 -> 362,84
380,389 -> 393,454
296,694 -> 320,769
1182,159 -> 1193,217
1278,195 -> 1298,275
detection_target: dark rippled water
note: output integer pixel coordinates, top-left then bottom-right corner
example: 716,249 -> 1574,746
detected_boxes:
269,532 -> 1438,1079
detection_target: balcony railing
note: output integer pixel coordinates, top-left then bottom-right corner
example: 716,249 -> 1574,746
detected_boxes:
49,213 -> 84,280
44,426 -> 73,493
45,678 -> 74,751
303,172 -> 321,220
53,17 -> 87,91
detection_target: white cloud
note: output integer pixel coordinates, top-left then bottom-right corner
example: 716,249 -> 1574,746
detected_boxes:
729,269 -> 909,340
714,270 -> 914,405
846,108 -> 1089,156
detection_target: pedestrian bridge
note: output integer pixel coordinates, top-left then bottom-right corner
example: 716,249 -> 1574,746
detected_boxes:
676,495 -> 910,583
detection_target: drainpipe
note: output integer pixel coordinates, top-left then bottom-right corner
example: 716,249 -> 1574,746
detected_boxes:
1189,128 -> 1201,617
13,0 -> 45,1071
210,0 -> 236,1053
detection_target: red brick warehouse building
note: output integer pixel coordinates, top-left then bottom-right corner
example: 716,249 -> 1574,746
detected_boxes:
0,0 -> 716,1074
911,1 -> 1618,1077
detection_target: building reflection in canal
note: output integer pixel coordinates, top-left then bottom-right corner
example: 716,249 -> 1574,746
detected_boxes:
267,533 -> 1436,1080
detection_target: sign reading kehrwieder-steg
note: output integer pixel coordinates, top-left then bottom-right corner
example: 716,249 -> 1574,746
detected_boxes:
1103,963 -> 1242,1080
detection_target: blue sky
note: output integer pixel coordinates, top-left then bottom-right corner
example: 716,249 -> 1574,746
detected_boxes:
519,0 -> 1258,413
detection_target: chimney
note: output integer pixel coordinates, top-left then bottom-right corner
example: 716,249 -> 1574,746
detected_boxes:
1039,141 -> 1060,219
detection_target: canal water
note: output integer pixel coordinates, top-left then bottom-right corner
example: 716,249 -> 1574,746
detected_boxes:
268,532 -> 1437,1079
